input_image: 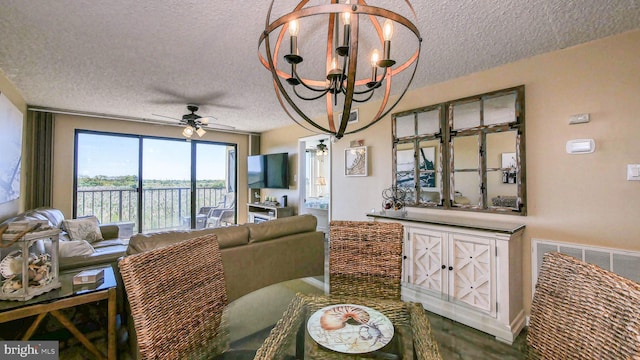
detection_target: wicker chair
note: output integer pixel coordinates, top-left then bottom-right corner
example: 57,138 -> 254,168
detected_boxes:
527,251 -> 640,359
119,233 -> 231,359
329,220 -> 404,300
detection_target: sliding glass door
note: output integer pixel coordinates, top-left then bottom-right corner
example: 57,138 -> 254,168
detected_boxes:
141,138 -> 191,232
75,131 -> 237,235
75,133 -> 140,231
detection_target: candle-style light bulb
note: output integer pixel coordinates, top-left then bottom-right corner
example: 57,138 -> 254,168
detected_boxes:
336,1 -> 351,56
289,19 -> 299,36
371,49 -> 380,67
285,18 -> 302,84
383,19 -> 394,41
342,10 -> 350,26
331,57 -> 338,71
379,19 -> 396,67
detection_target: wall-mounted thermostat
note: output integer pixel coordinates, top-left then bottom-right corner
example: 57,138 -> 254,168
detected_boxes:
566,139 -> 595,154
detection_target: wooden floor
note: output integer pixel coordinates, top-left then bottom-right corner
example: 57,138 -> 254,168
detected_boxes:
426,311 -> 529,360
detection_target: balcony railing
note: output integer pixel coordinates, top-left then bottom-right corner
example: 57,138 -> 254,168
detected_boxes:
76,187 -> 229,233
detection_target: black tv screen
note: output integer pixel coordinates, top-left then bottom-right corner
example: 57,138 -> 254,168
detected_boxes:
247,153 -> 289,189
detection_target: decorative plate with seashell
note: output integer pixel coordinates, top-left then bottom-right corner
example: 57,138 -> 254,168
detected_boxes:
307,304 -> 394,354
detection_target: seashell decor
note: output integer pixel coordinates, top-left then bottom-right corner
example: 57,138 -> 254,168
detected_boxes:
320,305 -> 371,331
0,224 -> 61,301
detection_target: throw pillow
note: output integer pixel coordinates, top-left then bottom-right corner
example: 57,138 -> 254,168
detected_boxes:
58,240 -> 96,257
62,216 -> 104,243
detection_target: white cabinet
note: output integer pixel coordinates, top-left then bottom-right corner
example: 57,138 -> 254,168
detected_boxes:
371,214 -> 525,344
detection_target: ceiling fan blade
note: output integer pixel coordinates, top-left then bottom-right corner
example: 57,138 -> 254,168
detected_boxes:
206,122 -> 236,130
152,113 -> 182,121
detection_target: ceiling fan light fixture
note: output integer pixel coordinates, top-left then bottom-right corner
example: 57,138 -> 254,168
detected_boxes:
182,125 -> 194,138
195,127 -> 207,137
316,139 -> 328,156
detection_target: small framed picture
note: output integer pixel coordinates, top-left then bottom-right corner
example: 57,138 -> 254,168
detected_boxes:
345,146 -> 368,176
338,109 -> 359,125
501,152 -> 517,184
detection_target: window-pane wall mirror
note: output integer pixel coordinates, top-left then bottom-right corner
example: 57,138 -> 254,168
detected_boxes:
392,86 -> 526,215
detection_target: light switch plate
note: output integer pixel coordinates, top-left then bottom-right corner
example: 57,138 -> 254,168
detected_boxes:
627,164 -> 640,181
569,113 -> 590,125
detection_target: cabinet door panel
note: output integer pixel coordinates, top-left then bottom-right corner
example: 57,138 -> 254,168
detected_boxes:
449,233 -> 496,316
409,228 -> 446,295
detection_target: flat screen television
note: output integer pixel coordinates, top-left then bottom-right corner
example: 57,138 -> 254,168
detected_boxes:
247,152 -> 289,189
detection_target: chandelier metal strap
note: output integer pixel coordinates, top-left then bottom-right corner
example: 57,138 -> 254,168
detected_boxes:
259,0 -> 421,139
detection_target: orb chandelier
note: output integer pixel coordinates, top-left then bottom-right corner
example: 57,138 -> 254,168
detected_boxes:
259,0 -> 421,139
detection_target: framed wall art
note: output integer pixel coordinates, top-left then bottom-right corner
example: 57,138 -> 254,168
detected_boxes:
345,146 -> 368,176
501,152 -> 517,184
0,93 -> 23,204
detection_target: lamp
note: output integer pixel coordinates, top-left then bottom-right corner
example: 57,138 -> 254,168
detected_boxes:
259,0 -> 421,139
315,176 -> 327,197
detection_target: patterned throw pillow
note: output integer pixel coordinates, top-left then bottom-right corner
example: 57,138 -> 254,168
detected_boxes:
62,216 -> 104,243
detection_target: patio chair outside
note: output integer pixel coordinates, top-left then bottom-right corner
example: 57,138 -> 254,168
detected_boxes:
207,192 -> 236,228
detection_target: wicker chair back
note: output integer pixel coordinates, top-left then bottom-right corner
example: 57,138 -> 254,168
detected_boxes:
527,251 -> 640,359
119,233 -> 229,359
329,221 -> 404,300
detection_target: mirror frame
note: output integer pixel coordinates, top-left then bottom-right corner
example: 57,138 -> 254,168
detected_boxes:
392,85 -> 526,215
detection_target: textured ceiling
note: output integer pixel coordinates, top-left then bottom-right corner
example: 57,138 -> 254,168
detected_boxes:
1,0 -> 639,134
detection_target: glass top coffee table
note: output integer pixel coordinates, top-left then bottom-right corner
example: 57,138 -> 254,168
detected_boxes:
253,293 -> 442,359
0,265 -> 117,360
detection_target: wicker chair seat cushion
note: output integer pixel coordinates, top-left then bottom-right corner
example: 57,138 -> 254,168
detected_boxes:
527,251 -> 640,359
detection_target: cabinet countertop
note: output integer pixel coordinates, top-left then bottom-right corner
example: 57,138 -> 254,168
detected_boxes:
367,212 -> 525,234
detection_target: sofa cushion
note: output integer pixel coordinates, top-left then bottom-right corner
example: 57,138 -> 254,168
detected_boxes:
58,240 -> 96,257
62,216 -> 104,243
126,226 -> 250,255
92,238 -> 127,248
247,214 -> 317,243
127,228 -> 216,255
210,226 -> 249,249
0,207 -> 65,228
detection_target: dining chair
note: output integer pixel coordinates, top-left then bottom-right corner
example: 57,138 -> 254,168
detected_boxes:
527,251 -> 640,359
329,220 -> 404,300
119,233 -> 232,359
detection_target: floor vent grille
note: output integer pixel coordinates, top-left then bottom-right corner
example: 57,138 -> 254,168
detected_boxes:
532,238 -> 640,294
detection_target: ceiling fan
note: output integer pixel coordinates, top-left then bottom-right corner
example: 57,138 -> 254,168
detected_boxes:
152,104 -> 235,138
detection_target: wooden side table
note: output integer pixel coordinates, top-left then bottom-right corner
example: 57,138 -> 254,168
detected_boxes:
0,265 -> 117,360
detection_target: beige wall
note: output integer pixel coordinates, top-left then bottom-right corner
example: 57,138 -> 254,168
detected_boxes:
0,71 -> 27,220
52,115 -> 251,224
258,125 -> 317,212
261,29 -> 640,311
